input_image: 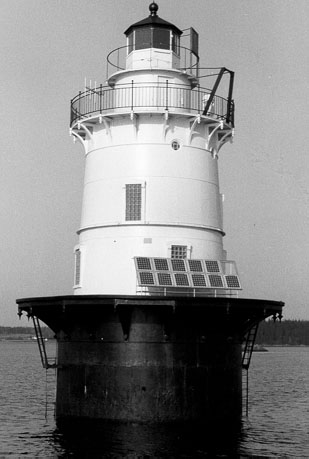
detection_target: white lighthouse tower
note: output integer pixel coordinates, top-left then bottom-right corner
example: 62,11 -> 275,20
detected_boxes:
70,2 -> 239,297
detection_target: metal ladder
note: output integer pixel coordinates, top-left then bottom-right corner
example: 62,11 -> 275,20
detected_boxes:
32,316 -> 57,420
242,323 -> 259,416
242,323 -> 259,370
44,366 -> 56,420
32,316 -> 56,369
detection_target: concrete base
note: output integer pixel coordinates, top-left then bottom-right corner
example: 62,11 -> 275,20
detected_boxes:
17,295 -> 283,424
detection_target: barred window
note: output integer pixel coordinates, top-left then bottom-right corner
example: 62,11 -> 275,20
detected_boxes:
126,184 -> 142,221
171,245 -> 187,259
74,249 -> 81,286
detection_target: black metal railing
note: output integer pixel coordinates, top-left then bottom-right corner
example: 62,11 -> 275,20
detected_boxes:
70,81 -> 234,126
106,45 -> 199,80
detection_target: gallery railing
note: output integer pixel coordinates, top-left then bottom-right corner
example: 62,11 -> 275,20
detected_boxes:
70,82 -> 234,126
106,45 -> 199,79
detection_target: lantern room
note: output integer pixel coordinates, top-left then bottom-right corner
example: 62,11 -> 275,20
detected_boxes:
125,2 -> 183,70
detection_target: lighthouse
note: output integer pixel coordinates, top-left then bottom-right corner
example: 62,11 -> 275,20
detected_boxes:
71,2 -> 237,296
17,3 -> 283,424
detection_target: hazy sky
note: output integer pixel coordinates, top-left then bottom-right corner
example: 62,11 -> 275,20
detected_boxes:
1,0 -> 308,325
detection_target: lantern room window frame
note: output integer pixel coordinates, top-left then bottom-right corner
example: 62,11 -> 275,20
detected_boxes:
127,27 -> 180,56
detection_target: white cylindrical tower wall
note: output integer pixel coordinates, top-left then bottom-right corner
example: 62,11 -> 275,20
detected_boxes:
74,108 -> 225,294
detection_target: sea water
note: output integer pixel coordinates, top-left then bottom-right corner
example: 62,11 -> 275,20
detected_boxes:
0,341 -> 308,457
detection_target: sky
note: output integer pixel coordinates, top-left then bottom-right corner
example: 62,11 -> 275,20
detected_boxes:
0,0 -> 308,325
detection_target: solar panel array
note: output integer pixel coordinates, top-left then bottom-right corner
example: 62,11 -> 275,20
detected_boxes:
134,257 -> 241,290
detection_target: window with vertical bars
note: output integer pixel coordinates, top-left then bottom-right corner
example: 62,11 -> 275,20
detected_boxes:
125,184 -> 142,221
75,249 -> 81,286
171,245 -> 187,259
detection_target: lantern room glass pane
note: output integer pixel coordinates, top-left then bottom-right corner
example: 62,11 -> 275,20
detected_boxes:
172,33 -> 180,55
135,28 -> 151,50
153,28 -> 170,50
128,32 -> 134,53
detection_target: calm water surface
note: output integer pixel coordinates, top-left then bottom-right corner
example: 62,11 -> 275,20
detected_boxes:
0,342 -> 308,457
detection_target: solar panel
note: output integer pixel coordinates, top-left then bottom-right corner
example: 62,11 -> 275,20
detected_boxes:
171,259 -> 186,272
208,274 -> 224,288
191,274 -> 207,287
154,258 -> 169,271
225,275 -> 241,289
175,273 -> 190,286
136,257 -> 152,270
188,259 -> 203,272
157,272 -> 173,286
205,260 -> 221,273
139,272 -> 155,286
134,257 -> 241,291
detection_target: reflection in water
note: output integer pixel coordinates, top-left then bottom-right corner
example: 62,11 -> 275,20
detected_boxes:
54,419 -> 243,458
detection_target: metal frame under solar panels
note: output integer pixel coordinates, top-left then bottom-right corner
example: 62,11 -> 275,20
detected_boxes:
220,260 -> 238,275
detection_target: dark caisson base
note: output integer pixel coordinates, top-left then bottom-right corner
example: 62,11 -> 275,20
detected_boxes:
17,295 -> 283,424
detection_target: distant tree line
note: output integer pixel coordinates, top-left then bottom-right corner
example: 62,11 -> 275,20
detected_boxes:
0,320 -> 308,344
255,320 -> 309,345
0,326 -> 54,340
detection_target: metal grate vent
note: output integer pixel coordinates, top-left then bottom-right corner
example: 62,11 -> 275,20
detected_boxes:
171,245 -> 187,259
125,184 -> 142,221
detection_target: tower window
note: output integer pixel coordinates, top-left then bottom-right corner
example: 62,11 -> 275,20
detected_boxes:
125,184 -> 142,221
171,245 -> 187,259
74,248 -> 81,286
